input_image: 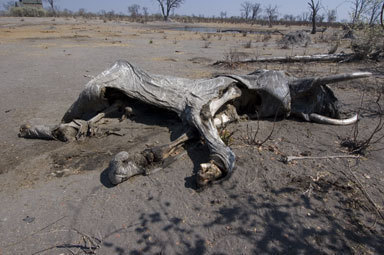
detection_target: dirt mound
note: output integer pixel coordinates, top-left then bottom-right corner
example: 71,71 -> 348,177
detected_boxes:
279,30 -> 311,48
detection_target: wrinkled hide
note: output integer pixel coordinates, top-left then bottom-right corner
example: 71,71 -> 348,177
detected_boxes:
19,60 -> 371,186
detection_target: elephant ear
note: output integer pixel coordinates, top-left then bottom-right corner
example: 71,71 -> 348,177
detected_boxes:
222,70 -> 292,118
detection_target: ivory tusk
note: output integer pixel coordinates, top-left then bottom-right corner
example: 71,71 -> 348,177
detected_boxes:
313,72 -> 372,86
290,72 -> 372,90
309,113 -> 358,125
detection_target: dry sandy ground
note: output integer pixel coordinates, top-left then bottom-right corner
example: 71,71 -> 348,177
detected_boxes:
0,17 -> 383,254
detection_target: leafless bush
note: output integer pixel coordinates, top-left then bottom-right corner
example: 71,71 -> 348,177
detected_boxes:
278,30 -> 311,48
280,42 -> 290,49
341,92 -> 384,155
240,113 -> 277,147
328,41 -> 339,54
201,33 -> 211,41
262,33 -> 272,42
203,41 -> 211,48
224,48 -> 241,68
244,40 -> 252,48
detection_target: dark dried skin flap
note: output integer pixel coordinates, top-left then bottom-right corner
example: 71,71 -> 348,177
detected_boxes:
288,72 -> 371,117
222,71 -> 292,117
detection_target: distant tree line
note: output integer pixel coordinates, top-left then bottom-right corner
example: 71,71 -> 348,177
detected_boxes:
0,0 -> 382,29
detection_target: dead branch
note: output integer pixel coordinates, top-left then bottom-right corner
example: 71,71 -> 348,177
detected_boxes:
7,216 -> 67,249
282,155 -> 360,164
83,74 -> 95,79
345,161 -> 384,222
241,114 -> 276,147
72,228 -> 101,249
341,92 -> 384,155
381,2 -> 384,28
214,53 -> 354,66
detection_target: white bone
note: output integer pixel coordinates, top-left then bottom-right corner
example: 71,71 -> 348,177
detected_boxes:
309,113 -> 358,125
209,87 -> 242,117
213,114 -> 231,127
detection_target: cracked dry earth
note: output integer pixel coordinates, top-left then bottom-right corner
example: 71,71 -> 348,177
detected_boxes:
0,17 -> 383,254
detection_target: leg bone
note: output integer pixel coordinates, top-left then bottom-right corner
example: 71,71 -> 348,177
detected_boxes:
108,108 -> 240,185
193,87 -> 242,187
108,129 -> 196,185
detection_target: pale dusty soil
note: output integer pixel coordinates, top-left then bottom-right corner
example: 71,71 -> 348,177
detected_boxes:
0,17 -> 383,254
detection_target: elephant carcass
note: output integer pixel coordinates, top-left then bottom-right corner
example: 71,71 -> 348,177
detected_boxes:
19,60 -> 371,186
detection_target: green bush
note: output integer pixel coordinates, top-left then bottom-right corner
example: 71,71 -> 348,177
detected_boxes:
10,7 -> 47,17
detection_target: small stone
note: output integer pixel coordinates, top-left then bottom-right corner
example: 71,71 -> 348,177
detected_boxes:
23,216 -> 35,224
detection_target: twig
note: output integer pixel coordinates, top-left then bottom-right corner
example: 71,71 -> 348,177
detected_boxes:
346,162 -> 384,222
72,228 -> 101,250
83,74 -> 95,79
282,155 -> 360,164
241,102 -> 281,147
381,2 -> 384,28
66,248 -> 77,255
31,245 -> 58,255
5,216 -> 67,248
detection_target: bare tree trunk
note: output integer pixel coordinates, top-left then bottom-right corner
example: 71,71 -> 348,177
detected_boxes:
157,0 -> 167,20
351,0 -> 368,25
308,0 -> 320,34
156,0 -> 184,21
312,12 -> 317,34
213,53 -> 354,66
381,2 -> 384,28
47,0 -> 55,13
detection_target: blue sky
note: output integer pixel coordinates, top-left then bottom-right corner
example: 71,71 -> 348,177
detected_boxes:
2,0 -> 352,21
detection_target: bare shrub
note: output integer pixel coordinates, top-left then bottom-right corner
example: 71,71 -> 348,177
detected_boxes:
203,41 -> 211,48
10,6 -> 47,17
341,92 -> 384,155
240,112 -> 277,147
328,41 -> 339,54
225,48 -> 241,64
244,40 -> 252,48
201,33 -> 211,41
280,42 -> 290,49
241,121 -> 275,147
262,33 -> 272,42
278,30 -> 311,48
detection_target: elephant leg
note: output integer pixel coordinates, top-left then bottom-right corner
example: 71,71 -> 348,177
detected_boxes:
108,109 -> 239,185
191,86 -> 242,187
